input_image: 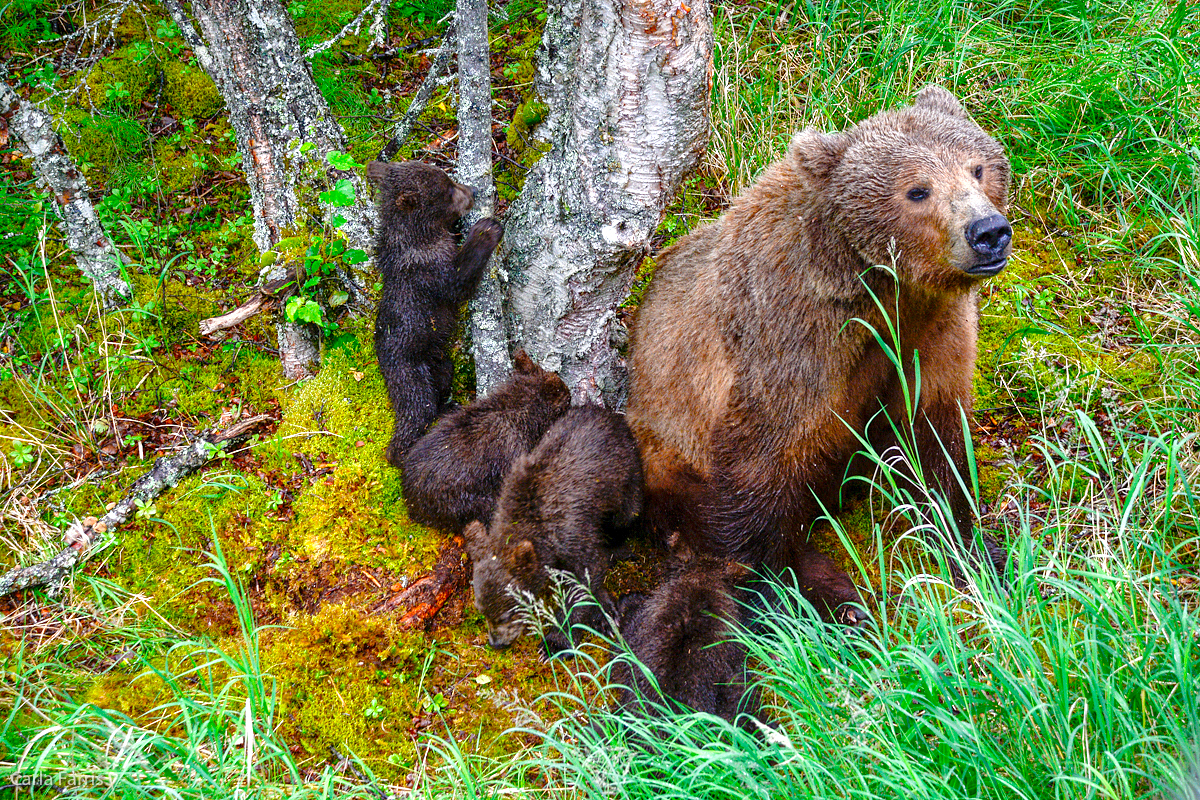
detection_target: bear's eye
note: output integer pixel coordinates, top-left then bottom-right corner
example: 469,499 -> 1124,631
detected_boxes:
974,165 -> 984,181
906,187 -> 930,202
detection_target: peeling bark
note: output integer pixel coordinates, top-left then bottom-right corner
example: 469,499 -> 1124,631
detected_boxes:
0,415 -> 272,598
495,0 -> 714,407
454,0 -> 508,394
371,533 -> 469,630
164,0 -> 377,377
0,74 -> 131,309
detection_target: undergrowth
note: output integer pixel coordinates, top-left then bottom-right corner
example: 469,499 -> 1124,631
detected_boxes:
1,0 -> 1199,795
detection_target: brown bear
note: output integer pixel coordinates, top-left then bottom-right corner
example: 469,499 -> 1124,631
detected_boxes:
401,350 -> 572,533
465,404 -> 644,656
614,557 -> 759,726
626,87 -> 1012,621
367,160 -> 503,469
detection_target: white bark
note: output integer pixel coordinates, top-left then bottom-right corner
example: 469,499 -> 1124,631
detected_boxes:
164,0 -> 377,378
165,0 -> 374,253
496,0 -> 713,407
1,75 -> 131,309
454,0 -> 507,393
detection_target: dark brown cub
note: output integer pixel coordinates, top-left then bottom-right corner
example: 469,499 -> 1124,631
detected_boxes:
367,159 -> 503,468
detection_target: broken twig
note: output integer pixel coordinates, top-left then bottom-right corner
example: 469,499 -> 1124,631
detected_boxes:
0,415 -> 273,598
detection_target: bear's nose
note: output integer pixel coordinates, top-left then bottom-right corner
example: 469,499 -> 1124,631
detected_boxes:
966,214 -> 1012,259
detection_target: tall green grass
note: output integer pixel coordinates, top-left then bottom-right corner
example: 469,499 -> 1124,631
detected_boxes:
416,346 -> 1200,798
709,0 -> 1200,245
1,535 -> 390,798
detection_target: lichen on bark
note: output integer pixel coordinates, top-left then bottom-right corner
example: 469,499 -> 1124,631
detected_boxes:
1,73 -> 131,309
494,0 -> 714,407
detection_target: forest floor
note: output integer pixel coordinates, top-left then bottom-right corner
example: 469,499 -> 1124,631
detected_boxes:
2,0 -> 1199,797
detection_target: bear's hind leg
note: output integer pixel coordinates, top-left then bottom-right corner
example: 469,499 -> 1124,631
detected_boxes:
385,361 -> 439,468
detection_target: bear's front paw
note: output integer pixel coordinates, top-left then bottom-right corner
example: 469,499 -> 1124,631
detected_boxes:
466,217 -> 504,251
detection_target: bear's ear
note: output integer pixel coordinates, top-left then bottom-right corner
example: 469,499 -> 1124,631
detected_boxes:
914,85 -> 968,119
365,160 -> 389,183
511,539 -> 539,576
512,349 -> 535,375
392,187 -> 420,213
788,129 -> 849,188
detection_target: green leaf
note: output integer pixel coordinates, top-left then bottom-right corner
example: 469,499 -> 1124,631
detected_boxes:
286,296 -> 323,325
299,141 -> 317,155
345,249 -> 368,265
328,239 -> 346,257
319,179 -> 357,208
331,213 -> 347,229
326,151 -> 360,170
328,290 -> 350,308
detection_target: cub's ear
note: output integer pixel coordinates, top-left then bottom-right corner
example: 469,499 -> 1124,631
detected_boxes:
392,187 -> 420,213
366,160 -> 389,183
788,129 -> 849,189
512,349 -> 536,375
914,85 -> 968,119
511,539 -> 539,576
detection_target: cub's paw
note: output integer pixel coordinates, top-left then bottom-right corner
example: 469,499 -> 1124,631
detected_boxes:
466,217 -> 504,251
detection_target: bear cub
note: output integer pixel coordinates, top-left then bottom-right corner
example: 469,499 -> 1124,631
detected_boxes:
466,404 -> 644,657
614,557 -> 758,726
402,350 -> 572,533
367,160 -> 503,468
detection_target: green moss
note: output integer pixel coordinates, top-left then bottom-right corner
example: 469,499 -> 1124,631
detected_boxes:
504,97 -> 551,169
77,46 -> 158,112
63,113 -> 148,170
150,141 -> 206,195
161,61 -> 224,120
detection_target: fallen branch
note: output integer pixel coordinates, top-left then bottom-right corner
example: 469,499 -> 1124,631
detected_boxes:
0,414 -> 273,598
372,533 -> 468,630
377,19 -> 457,162
197,269 -> 298,337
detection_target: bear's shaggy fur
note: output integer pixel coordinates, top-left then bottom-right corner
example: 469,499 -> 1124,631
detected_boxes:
626,87 -> 1012,620
614,557 -> 758,725
367,160 -> 503,468
401,350 -> 571,532
466,404 -> 644,656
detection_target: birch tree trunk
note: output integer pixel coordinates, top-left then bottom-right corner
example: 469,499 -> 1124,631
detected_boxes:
1,74 -> 131,309
495,0 -> 713,407
454,0 -> 507,394
163,0 -> 376,379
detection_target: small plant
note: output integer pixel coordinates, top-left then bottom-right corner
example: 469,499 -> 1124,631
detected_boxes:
423,692 -> 449,713
133,498 -> 158,519
266,490 -> 284,511
8,441 -> 36,468
104,81 -> 131,106
362,697 -> 386,720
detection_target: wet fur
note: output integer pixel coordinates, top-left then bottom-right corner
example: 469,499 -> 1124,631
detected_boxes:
401,350 -> 571,532
627,87 -> 1012,620
615,558 -> 758,725
368,160 -> 503,468
466,405 -> 644,656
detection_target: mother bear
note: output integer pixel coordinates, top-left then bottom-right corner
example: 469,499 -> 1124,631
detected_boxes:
626,86 -> 1012,621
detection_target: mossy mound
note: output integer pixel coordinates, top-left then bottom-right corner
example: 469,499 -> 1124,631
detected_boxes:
161,61 -> 225,120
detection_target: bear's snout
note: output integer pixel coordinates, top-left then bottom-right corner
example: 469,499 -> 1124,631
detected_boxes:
964,213 -> 1012,276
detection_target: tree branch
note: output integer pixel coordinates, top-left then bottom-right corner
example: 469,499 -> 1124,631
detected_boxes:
304,0 -> 389,59
1,71 -> 131,309
0,415 -> 273,598
377,20 -> 457,162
